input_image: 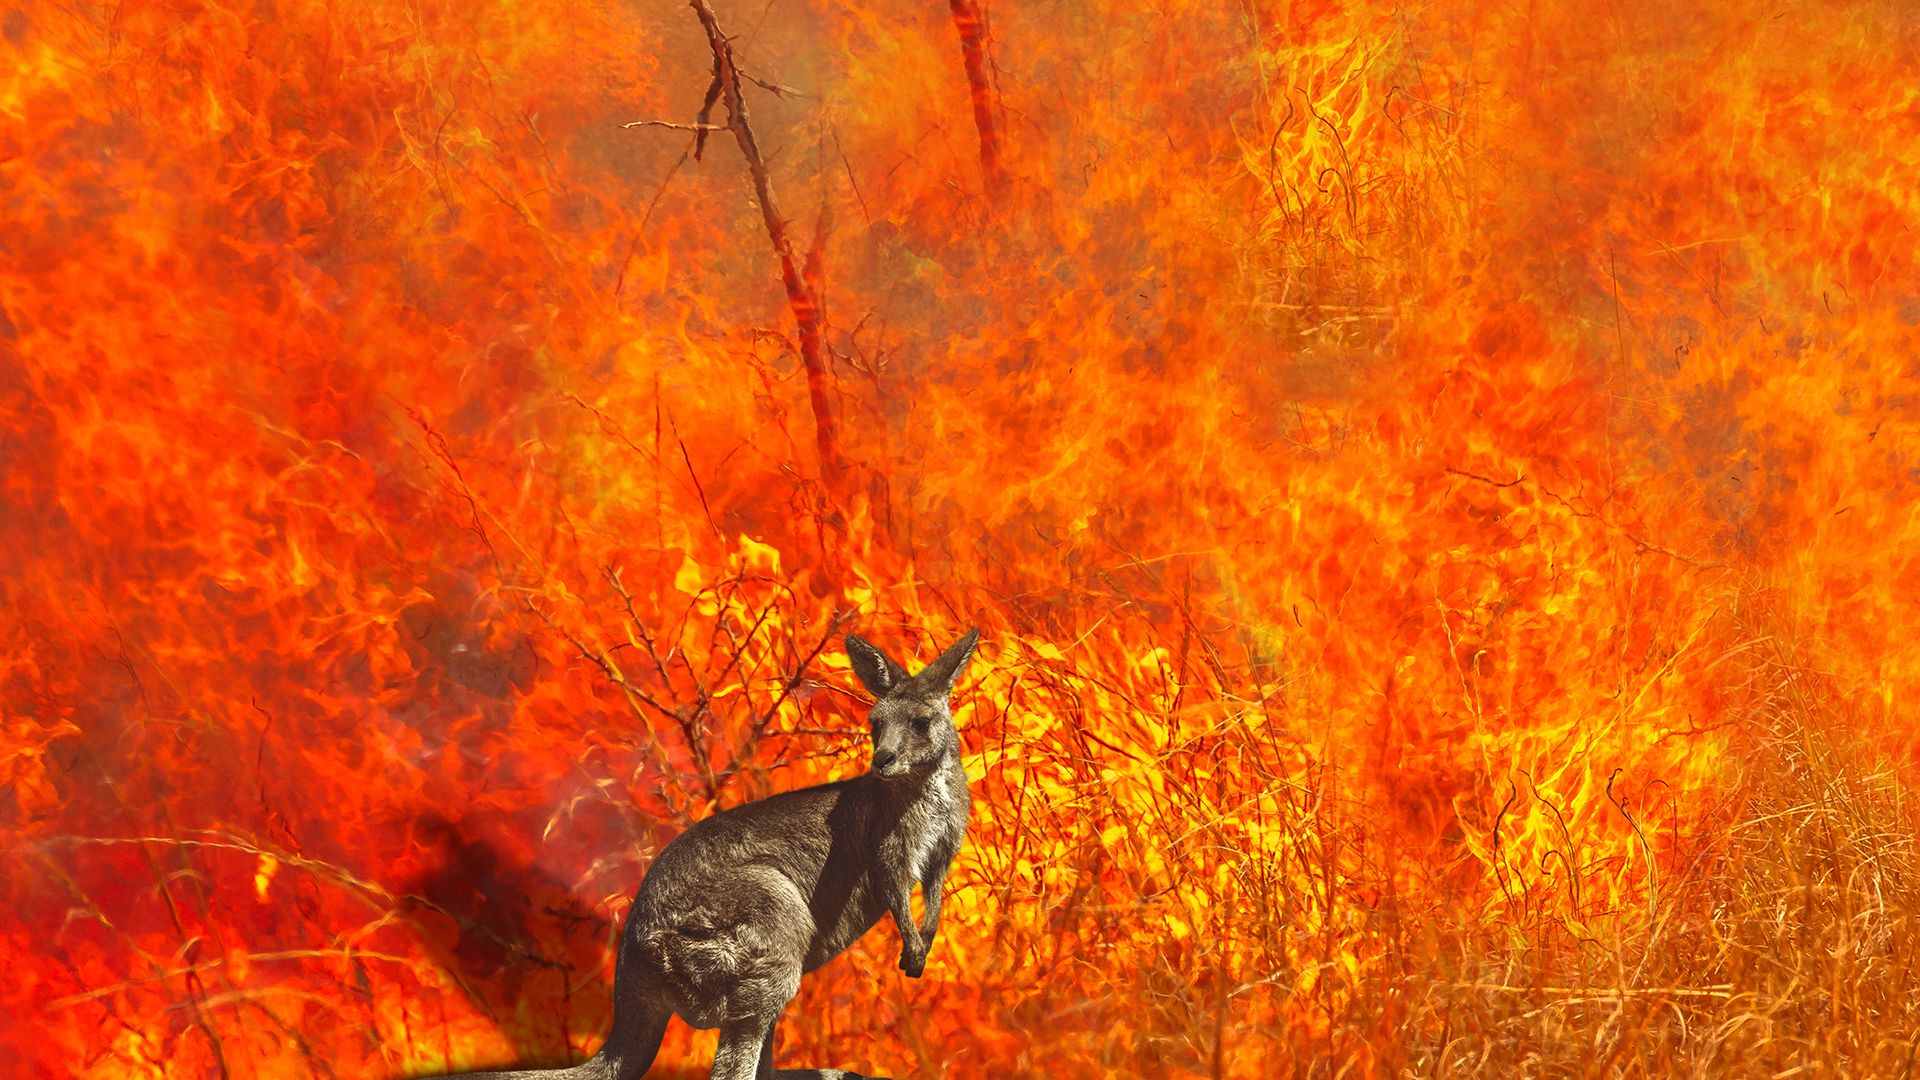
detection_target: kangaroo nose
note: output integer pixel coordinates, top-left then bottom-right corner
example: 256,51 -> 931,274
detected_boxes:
873,749 -> 898,770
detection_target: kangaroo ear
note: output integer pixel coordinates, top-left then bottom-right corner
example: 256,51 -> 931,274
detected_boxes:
915,628 -> 981,697
846,634 -> 909,698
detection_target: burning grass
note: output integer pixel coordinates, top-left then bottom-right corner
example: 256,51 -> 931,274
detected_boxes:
1390,644 -> 1920,1077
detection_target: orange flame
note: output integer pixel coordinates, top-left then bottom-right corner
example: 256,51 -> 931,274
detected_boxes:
4,0 -> 1920,1076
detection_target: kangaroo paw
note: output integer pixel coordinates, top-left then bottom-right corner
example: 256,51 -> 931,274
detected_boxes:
898,948 -> 926,978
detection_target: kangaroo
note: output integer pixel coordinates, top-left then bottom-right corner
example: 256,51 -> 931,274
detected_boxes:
441,628 -> 980,1080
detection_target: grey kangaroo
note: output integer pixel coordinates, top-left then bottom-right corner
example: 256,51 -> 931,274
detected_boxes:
443,628 -> 980,1080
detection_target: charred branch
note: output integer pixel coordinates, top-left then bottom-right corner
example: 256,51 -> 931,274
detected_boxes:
680,0 -> 850,493
947,0 -> 1006,195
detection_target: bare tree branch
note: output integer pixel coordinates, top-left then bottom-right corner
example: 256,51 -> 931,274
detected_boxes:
948,0 -> 1006,194
661,0 -> 849,492
621,119 -> 726,134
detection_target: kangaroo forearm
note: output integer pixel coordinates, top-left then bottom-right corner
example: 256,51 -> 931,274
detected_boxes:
889,889 -> 924,949
890,881 -> 930,978
918,875 -> 945,940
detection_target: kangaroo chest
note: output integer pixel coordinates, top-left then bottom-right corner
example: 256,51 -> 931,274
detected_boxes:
802,767 -> 967,970
892,766 -> 964,880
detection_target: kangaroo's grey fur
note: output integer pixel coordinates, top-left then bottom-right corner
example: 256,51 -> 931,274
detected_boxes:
437,629 -> 981,1080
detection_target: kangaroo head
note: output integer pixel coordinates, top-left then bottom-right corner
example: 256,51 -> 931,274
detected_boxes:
845,628 -> 980,779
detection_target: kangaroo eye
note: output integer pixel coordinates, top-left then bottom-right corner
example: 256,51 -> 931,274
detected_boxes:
913,714 -> 932,733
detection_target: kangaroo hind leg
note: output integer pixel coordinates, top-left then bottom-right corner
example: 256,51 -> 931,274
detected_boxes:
599,1004 -> 669,1080
711,1015 -> 776,1080
701,868 -> 814,1080
597,912 -> 673,1080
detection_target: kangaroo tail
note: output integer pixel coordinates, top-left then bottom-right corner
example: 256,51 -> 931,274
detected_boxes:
433,920 -> 670,1080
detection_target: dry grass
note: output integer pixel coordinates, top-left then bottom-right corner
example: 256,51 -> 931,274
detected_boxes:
921,630 -> 1920,1079
1396,692 -> 1920,1077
